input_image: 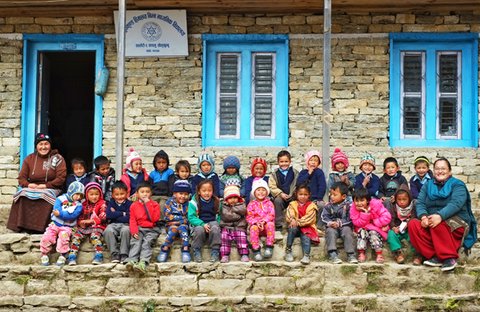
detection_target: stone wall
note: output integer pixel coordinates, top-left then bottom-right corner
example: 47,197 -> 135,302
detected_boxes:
0,12 -> 479,218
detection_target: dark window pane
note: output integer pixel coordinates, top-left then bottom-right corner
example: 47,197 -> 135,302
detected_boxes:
438,54 -> 458,93
254,96 -> 272,136
403,97 -> 422,135
218,54 -> 239,136
439,97 -> 458,136
403,54 -> 422,93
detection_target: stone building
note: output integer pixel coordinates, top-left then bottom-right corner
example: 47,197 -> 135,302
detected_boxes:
0,0 -> 479,225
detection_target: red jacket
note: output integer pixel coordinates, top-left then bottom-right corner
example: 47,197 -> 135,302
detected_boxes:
129,199 -> 160,235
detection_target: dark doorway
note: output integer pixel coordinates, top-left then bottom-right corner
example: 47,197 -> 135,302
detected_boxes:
37,52 -> 95,172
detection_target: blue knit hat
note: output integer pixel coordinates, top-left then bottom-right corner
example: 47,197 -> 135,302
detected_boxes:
223,156 -> 241,171
197,153 -> 215,175
67,181 -> 85,200
172,180 -> 192,194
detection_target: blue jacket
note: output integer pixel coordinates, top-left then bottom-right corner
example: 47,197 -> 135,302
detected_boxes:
296,168 -> 326,201
354,172 -> 380,198
149,168 -> 174,196
51,194 -> 83,227
106,198 -> 132,224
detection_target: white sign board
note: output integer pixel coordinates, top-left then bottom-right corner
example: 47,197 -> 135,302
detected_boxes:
114,10 -> 188,57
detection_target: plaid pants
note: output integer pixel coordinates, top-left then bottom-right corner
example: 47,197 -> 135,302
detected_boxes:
220,228 -> 249,257
356,228 -> 383,252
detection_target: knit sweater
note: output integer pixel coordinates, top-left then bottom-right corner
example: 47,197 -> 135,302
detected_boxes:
191,172 -> 220,197
18,150 -> 66,189
187,195 -> 220,227
354,172 -> 380,198
296,168 -> 326,201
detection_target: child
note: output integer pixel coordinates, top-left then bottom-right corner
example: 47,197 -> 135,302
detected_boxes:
350,187 -> 391,263
321,182 -> 357,264
88,155 -> 116,202
385,186 -> 420,264
188,179 -> 222,263
296,150 -> 326,207
219,155 -> 244,198
284,184 -> 320,265
157,180 -> 192,263
120,148 -> 149,199
246,179 -> 275,261
354,153 -> 380,199
378,157 -> 409,203
104,181 -> 132,264
409,156 -> 433,199
191,154 -> 220,197
220,184 -> 249,263
167,160 -> 192,196
125,182 -> 161,273
242,157 -> 269,205
65,158 -> 89,190
149,149 -> 174,209
269,150 -> 298,230
40,181 -> 84,266
328,148 -> 354,194
68,182 -> 107,265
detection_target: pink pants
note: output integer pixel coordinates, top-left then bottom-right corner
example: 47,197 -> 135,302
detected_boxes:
40,223 -> 73,255
249,221 -> 275,250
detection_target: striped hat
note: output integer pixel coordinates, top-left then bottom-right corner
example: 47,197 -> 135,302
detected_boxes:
331,148 -> 349,170
197,153 -> 215,175
360,153 -> 376,171
224,185 -> 241,201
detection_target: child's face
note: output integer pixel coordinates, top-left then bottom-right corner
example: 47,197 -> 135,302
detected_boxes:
155,158 -> 168,172
87,188 -> 101,204
384,162 -> 399,176
112,188 -> 128,203
198,183 -> 213,201
354,197 -> 368,211
178,166 -> 190,179
395,192 -> 410,208
174,191 -> 189,204
200,161 -> 212,174
226,167 -> 237,175
72,193 -> 83,202
254,187 -> 267,201
334,162 -> 345,172
329,187 -> 346,204
226,196 -> 239,205
296,188 -> 310,204
73,163 -> 86,177
361,163 -> 374,174
415,162 -> 429,178
278,156 -> 291,171
308,156 -> 320,169
252,163 -> 265,177
131,160 -> 143,173
137,187 -> 152,201
97,164 -> 110,176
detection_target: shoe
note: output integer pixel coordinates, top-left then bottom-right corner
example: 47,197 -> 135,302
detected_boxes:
413,256 -> 423,266
120,255 -> 128,264
300,254 -> 310,265
394,251 -> 405,264
441,258 -> 457,272
329,251 -> 342,264
240,255 -> 250,262
284,249 -> 294,262
156,250 -> 169,263
41,255 -> 49,266
376,253 -> 385,264
68,254 -> 77,266
181,251 -> 191,263
111,253 -> 120,263
347,254 -> 359,264
193,248 -> 202,263
358,252 -> 366,263
210,249 -> 220,263
125,260 -> 136,272
134,260 -> 147,274
220,255 -> 230,263
264,246 -> 274,259
55,255 -> 66,267
253,250 -> 263,262
92,253 -> 103,265
424,257 -> 442,267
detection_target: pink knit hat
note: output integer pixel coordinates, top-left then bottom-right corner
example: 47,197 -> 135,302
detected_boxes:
304,150 -> 322,167
331,148 -> 349,170
125,147 -> 142,170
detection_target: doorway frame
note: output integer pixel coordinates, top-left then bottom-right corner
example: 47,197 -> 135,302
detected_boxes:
21,34 -> 105,164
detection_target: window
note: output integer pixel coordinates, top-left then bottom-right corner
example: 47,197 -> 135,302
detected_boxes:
202,34 -> 289,147
389,33 -> 478,147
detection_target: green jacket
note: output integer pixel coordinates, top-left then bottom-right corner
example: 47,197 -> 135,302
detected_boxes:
187,194 -> 220,227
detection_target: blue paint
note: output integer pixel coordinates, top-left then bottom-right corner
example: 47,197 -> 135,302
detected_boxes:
389,33 -> 478,148
21,34 -> 105,164
202,34 -> 289,147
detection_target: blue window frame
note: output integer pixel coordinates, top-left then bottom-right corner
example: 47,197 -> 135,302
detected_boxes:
202,34 -> 289,147
389,33 -> 478,147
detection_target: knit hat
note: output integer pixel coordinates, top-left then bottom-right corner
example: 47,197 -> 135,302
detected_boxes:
153,149 -> 170,168
223,156 -> 241,171
67,181 -> 85,200
125,147 -> 142,170
360,153 -> 376,171
224,185 -> 241,201
331,148 -> 349,170
84,182 -> 103,201
250,157 -> 267,176
251,178 -> 270,197
414,156 -> 430,166
35,133 -> 52,146
172,179 -> 192,193
197,153 -> 215,175
305,150 -> 322,167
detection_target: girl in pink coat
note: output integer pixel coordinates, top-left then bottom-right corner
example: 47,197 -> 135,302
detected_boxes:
350,187 -> 391,263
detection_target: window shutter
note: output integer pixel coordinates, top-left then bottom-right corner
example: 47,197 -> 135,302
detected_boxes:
401,53 -> 424,136
252,53 -> 275,137
437,53 -> 460,137
217,54 -> 240,137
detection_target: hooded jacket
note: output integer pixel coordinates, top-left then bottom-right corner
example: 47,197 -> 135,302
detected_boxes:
350,198 -> 391,239
149,150 -> 174,196
79,182 -> 107,230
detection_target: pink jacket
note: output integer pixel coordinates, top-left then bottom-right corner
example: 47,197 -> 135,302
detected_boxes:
350,198 -> 391,239
246,199 -> 275,226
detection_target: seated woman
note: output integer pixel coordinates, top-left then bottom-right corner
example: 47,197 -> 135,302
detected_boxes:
7,133 -> 67,233
408,157 -> 475,272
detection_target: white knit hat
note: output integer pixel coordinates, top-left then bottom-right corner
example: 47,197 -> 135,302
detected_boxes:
251,178 -> 270,197
125,147 -> 142,170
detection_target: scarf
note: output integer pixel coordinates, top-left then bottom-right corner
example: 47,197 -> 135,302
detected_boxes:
396,202 -> 413,221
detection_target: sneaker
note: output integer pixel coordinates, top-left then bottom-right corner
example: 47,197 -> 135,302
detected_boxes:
264,246 -> 274,259
394,251 -> 405,264
125,260 -> 136,272
111,253 -> 120,263
181,251 -> 191,263
300,254 -> 310,265
253,250 -> 263,262
92,253 -> 103,265
41,255 -> 49,266
347,254 -> 359,264
376,253 -> 385,264
68,254 -> 77,266
441,258 -> 457,272
193,249 -> 202,263
120,255 -> 128,264
240,255 -> 250,262
329,251 -> 342,264
220,255 -> 230,263
358,252 -> 366,263
156,251 -> 169,263
210,249 -> 220,263
284,249 -> 294,262
134,260 -> 147,274
55,255 -> 66,267
424,257 -> 442,267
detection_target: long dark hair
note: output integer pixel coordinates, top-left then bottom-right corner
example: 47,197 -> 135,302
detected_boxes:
194,179 -> 219,214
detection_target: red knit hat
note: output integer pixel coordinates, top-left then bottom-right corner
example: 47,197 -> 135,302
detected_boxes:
331,148 -> 349,170
250,157 -> 267,177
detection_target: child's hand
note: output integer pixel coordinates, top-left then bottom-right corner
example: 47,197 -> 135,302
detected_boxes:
78,220 -> 86,228
389,195 -> 395,203
340,175 -> 348,183
281,193 -> 290,200
110,207 -> 116,212
204,223 -> 211,233
329,221 -> 339,229
420,216 -> 429,228
52,210 -> 60,217
393,226 -> 399,234
381,197 -> 388,202
362,175 -> 370,186
132,233 -> 139,239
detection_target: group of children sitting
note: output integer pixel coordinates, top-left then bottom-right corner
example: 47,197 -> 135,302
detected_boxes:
39,147 -> 431,273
